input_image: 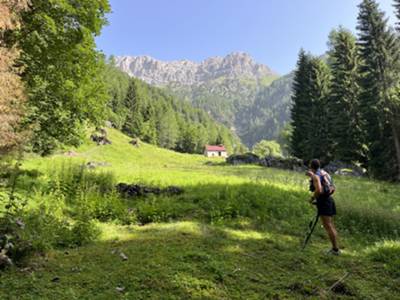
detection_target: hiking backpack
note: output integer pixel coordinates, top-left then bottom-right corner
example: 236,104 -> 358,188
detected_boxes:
316,169 -> 336,196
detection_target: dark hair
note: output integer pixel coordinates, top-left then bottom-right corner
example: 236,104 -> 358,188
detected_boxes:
310,159 -> 320,171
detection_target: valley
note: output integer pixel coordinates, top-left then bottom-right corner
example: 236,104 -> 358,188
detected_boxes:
115,53 -> 292,147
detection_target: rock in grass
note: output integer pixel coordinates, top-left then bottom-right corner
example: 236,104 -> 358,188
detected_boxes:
129,139 -> 140,147
86,161 -> 111,169
119,252 -> 128,261
90,128 -> 112,146
226,153 -> 260,165
116,286 -> 125,293
116,183 -> 183,198
0,250 -> 13,269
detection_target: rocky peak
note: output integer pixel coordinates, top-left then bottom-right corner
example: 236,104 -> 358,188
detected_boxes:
114,52 -> 277,86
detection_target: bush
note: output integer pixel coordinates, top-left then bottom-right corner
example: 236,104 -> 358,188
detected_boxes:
46,163 -> 116,202
253,140 -> 283,158
0,169 -> 33,268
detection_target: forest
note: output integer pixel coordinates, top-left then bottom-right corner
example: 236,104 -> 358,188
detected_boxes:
291,0 -> 400,181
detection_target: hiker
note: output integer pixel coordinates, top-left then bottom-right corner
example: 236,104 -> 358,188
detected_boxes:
306,159 -> 340,255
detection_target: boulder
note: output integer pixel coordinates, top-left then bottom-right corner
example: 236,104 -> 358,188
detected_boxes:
324,161 -> 366,177
116,183 -> 183,198
86,161 -> 111,169
90,128 -> 111,146
226,153 -> 261,165
260,156 -> 307,172
105,121 -> 114,128
129,139 -> 140,148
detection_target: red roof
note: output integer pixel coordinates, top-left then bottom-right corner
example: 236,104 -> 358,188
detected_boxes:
205,145 -> 226,152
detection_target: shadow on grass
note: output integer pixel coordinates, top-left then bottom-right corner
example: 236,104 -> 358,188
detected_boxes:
0,220 -> 366,299
130,181 -> 400,242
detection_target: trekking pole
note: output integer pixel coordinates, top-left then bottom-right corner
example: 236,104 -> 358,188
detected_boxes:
301,211 -> 319,250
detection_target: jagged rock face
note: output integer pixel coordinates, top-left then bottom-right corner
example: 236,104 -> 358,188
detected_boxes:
115,52 -> 276,86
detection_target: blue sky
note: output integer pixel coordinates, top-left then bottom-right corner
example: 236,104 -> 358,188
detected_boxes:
96,0 -> 396,74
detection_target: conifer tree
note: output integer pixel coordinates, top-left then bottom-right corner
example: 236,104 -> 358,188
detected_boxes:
357,0 -> 400,180
394,0 -> 400,31
290,49 -> 312,159
306,57 -> 332,163
328,28 -> 364,163
157,108 -> 179,149
291,51 -> 332,162
123,79 -> 144,138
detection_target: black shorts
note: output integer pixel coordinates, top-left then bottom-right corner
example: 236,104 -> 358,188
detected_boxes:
316,196 -> 336,216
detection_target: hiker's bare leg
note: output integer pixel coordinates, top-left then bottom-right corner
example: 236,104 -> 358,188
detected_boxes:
321,216 -> 338,249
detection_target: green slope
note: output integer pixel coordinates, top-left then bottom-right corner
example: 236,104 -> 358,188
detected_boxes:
1,128 -> 399,299
167,74 -> 288,147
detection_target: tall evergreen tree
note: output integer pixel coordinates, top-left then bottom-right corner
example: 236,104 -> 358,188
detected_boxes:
157,108 -> 179,149
291,51 -> 332,162
123,79 -> 144,138
394,0 -> 400,31
104,57 -> 130,129
290,49 -> 313,159
306,57 -> 332,163
357,0 -> 400,180
328,28 -> 364,163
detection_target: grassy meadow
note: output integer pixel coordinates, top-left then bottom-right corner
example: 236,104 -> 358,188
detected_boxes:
1,129 -> 399,299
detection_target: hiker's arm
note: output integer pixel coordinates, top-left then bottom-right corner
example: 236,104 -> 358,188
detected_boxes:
312,175 -> 322,198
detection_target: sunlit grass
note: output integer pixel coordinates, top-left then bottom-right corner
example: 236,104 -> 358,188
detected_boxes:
1,128 -> 399,299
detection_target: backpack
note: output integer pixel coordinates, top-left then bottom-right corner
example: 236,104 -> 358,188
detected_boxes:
316,169 -> 336,196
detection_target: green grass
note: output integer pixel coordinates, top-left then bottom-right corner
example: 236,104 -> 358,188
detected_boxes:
1,128 -> 400,299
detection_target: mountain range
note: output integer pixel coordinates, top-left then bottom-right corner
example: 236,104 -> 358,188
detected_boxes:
114,52 -> 293,147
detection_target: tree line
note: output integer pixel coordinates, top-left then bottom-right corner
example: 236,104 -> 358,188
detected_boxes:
290,0 -> 400,181
0,0 -> 243,157
105,60 -> 243,154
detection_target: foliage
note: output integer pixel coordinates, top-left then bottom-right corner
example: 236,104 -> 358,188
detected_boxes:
328,27 -> 365,164
168,73 -> 287,148
15,0 -> 111,155
0,169 -> 31,267
357,0 -> 400,180
252,140 -> 282,158
104,69 -> 244,154
240,73 -> 293,147
290,51 -> 332,163
290,0 -> 400,180
0,0 -> 29,155
104,56 -> 130,129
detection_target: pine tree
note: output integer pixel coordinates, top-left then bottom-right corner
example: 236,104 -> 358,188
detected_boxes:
290,51 -> 332,162
105,57 -> 130,129
123,79 -> 144,138
290,49 -> 313,159
157,109 -> 179,149
394,0 -> 400,31
357,0 -> 400,180
306,57 -> 332,163
328,28 -> 364,163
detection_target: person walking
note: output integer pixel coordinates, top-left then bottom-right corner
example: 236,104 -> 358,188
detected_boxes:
306,159 -> 340,255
